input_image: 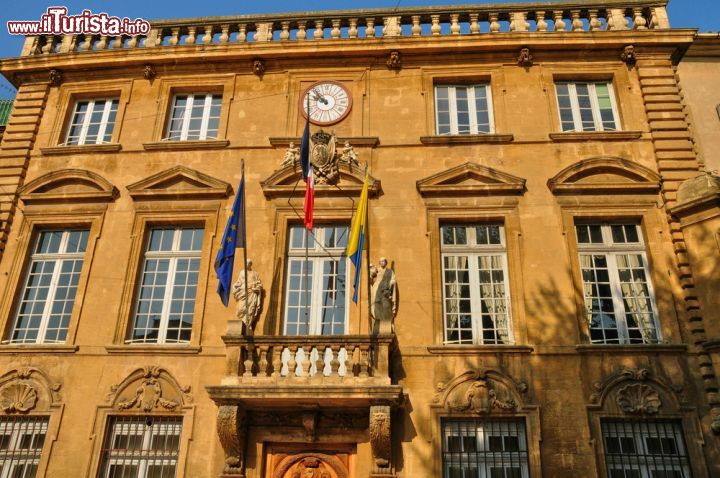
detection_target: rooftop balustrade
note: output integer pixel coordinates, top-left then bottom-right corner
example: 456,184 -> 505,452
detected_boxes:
21,0 -> 671,57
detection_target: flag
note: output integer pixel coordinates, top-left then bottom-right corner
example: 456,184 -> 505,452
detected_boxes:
346,172 -> 369,303
214,167 -> 246,306
300,105 -> 313,230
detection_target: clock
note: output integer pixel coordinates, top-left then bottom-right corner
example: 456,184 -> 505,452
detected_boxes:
300,81 -> 352,126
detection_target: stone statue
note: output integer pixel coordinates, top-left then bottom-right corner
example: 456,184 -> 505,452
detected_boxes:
370,257 -> 397,333
339,141 -> 359,168
281,142 -> 300,168
232,260 -> 263,334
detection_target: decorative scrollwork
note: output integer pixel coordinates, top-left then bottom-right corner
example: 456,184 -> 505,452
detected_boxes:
616,383 -> 661,415
0,384 -> 38,413
109,366 -> 191,411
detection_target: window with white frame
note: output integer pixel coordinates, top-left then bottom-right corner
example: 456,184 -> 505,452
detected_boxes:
576,223 -> 660,345
284,225 -> 348,336
555,82 -> 619,132
442,418 -> 530,478
9,229 -> 89,344
65,98 -> 118,145
602,420 -> 691,478
0,416 -> 49,478
98,416 -> 182,478
441,224 -> 512,345
435,84 -> 494,135
166,93 -> 221,141
129,227 -> 203,344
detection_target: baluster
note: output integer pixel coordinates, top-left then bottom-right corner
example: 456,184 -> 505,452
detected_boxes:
469,14 -> 480,34
202,25 -> 214,44
344,346 -> 355,378
489,13 -> 500,33
589,10 -> 602,31
383,16 -> 402,37
111,35 -> 123,49
632,8 -> 647,30
348,18 -> 358,38
299,347 -> 311,377
571,10 -> 584,32
237,24 -> 247,42
296,21 -> 307,40
411,15 -> 422,36
430,15 -> 441,35
315,345 -> 326,377
553,11 -> 567,32
359,345 -> 370,378
280,21 -> 291,40
511,12 -> 529,32
68,35 -> 79,52
331,19 -> 341,39
271,345 -> 282,378
243,344 -> 255,378
366,18 -> 376,38
219,24 -> 230,43
144,28 -> 160,47
450,14 -> 461,34
186,27 -> 196,44
314,19 -> 324,39
81,34 -> 93,51
41,36 -> 54,54
96,36 -> 108,50
652,6 -> 670,28
536,11 -> 548,32
607,9 -> 629,30
127,36 -> 139,48
169,28 -> 180,46
258,346 -> 269,377
287,345 -> 298,377
329,345 -> 341,376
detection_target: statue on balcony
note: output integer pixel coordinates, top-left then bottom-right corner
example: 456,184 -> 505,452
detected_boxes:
370,257 -> 397,334
232,260 -> 263,335
281,142 -> 300,168
339,141 -> 359,168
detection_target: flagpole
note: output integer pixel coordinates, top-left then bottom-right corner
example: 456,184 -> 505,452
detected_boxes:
304,93 -> 310,333
364,163 -> 372,335
240,160 -> 251,336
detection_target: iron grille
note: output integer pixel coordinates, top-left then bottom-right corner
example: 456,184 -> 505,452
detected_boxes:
0,415 -> 49,478
601,420 -> 692,478
442,418 -> 530,478
98,416 -> 182,478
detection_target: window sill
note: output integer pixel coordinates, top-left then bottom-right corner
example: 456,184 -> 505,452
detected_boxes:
549,131 -> 643,142
427,345 -> 533,355
142,140 -> 229,151
575,344 -> 687,354
0,344 -> 78,354
420,134 -> 514,145
40,143 -> 122,155
105,344 -> 202,354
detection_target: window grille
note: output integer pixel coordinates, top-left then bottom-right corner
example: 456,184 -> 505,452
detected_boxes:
442,418 -> 530,478
66,98 -> 118,145
601,420 -> 691,478
0,415 -> 49,478
166,93 -> 221,141
555,82 -> 619,132
98,416 -> 182,478
435,84 -> 494,135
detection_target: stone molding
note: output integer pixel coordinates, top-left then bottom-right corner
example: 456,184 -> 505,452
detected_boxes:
142,139 -> 229,151
40,143 -> 122,155
269,136 -> 379,148
547,156 -> 661,195
127,165 -> 232,200
260,163 -> 381,199
588,368 -> 684,413
19,168 -> 119,204
0,367 -> 62,413
548,130 -> 642,141
417,162 -> 526,197
419,134 -> 514,144
107,365 -> 192,412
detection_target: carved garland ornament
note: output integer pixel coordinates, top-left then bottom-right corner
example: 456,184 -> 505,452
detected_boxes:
434,369 -> 526,415
109,366 -> 191,412
273,453 -> 348,478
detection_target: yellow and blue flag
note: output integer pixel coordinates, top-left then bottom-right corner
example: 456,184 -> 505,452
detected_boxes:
346,172 -> 369,303
214,165 -> 246,306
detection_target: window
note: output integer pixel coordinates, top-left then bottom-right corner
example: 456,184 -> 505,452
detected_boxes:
129,227 -> 203,344
65,98 -> 118,145
166,93 -> 221,141
435,85 -> 494,135
98,416 -> 182,478
555,82 -> 619,132
576,223 -> 660,345
441,224 -> 512,345
284,225 -> 348,336
442,419 -> 529,478
9,229 -> 89,344
0,416 -> 48,478
602,421 -> 691,478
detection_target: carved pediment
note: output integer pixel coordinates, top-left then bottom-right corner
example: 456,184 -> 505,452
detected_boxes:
108,366 -> 192,411
127,166 -> 232,200
432,369 -> 528,414
19,169 -> 119,204
589,368 -> 683,415
260,163 -> 381,199
416,162 -> 526,197
0,367 -> 61,413
548,157 -> 661,195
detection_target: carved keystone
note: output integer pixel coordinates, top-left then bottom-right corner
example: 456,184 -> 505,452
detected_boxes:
370,404 -> 393,476
217,405 -> 247,477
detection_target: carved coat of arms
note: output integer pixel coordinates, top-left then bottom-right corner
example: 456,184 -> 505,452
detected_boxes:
310,130 -> 339,185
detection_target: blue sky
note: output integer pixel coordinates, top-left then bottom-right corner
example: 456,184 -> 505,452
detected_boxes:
0,0 -> 716,99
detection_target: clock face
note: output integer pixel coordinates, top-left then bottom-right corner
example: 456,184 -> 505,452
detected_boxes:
300,81 -> 352,126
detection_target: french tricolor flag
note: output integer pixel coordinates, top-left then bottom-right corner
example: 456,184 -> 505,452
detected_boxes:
300,115 -> 313,230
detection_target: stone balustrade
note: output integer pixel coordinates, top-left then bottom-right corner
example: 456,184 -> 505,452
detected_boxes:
21,0 -> 671,57
223,334 -> 395,385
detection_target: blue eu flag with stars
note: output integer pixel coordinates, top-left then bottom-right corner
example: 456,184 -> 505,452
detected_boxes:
214,167 -> 246,307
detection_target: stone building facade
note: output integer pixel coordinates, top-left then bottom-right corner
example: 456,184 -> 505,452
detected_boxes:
0,1 -> 718,477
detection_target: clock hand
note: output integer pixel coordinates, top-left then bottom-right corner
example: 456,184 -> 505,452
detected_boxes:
311,88 -> 329,105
